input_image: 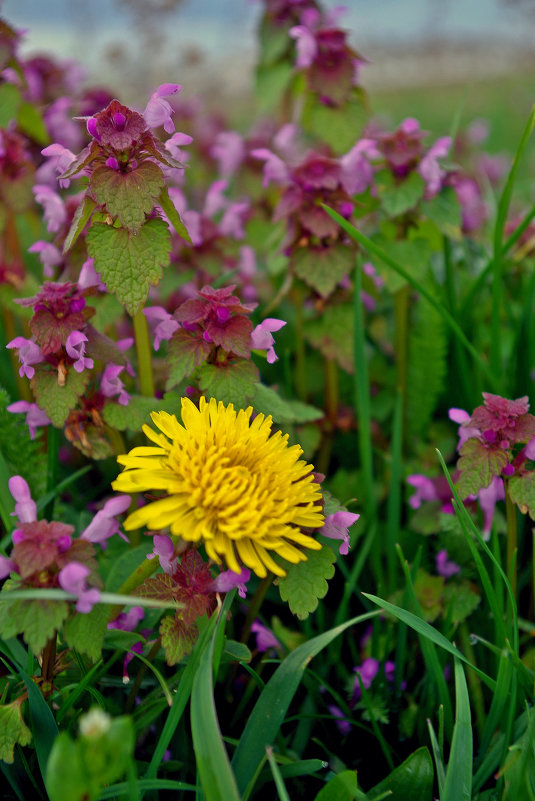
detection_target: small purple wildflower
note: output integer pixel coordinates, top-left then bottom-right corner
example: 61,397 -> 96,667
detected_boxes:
6,337 -> 44,379
65,331 -> 94,373
100,363 -> 130,406
81,495 -> 131,545
146,534 -> 177,574
321,511 -> 359,555
108,606 -> 145,632
32,184 -> 67,232
250,318 -> 286,363
436,549 -> 461,578
143,83 -> 182,134
210,567 -> 251,599
7,401 -> 51,439
143,306 -> 180,351
58,562 -> 101,613
352,657 -> 380,701
251,620 -> 281,653
40,143 -> 77,188
211,131 -> 245,177
28,241 -> 62,278
327,704 -> 351,736
8,476 -> 37,523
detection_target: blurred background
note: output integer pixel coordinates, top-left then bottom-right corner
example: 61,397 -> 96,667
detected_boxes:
1,0 -> 534,151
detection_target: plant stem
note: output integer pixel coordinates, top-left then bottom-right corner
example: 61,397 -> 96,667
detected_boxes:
108,557 -> 159,622
316,357 -> 338,475
44,426 -> 60,520
505,487 -> 518,598
394,284 -> 409,450
290,286 -> 307,401
133,310 -> 155,397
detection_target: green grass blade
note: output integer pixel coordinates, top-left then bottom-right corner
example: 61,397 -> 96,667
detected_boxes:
98,778 -> 197,798
442,659 -> 472,801
322,204 -> 498,389
265,747 -> 292,801
476,653 -> 513,782
191,596 -> 241,801
362,593 -> 496,691
231,610 -> 380,796
386,390 -> 403,590
18,667 -> 59,789
427,718 -> 446,795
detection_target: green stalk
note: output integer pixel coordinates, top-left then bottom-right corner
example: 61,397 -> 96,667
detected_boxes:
133,310 -> 155,398
394,284 -> 409,443
505,486 -> 518,599
290,287 -> 307,401
107,557 -> 159,622
458,622 -> 486,741
490,105 -> 535,379
316,357 -> 338,475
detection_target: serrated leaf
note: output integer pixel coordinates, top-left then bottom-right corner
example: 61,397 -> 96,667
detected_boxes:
0,700 -> 32,764
30,307 -> 86,355
302,91 -> 368,154
293,245 -> 354,298
422,186 -> 462,239
158,185 -> 192,243
137,573 -> 177,602
379,170 -> 426,218
304,304 -> 354,373
278,545 -> 336,619
249,383 -> 323,424
90,161 -> 165,233
457,438 -> 508,497
4,599 -> 69,654
31,364 -> 90,427
86,218 -> 171,315
443,581 -> 481,624
102,393 -> 178,432
371,235 -> 432,293
160,614 -> 198,666
209,315 -> 253,358
62,603 -> 108,662
198,359 -> 259,407
508,472 -> 535,520
165,329 -> 212,389
63,194 -> 97,253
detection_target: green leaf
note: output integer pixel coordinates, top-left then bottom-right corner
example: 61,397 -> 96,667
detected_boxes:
293,245 -> 355,299
63,195 -> 97,253
0,700 -> 32,764
302,92 -> 368,154
165,329 -> 212,389
18,101 -> 49,145
86,218 -> 171,315
45,732 -> 88,801
508,472 -> 535,520
62,604 -> 108,662
378,170 -> 426,218
442,660 -> 472,801
304,303 -> 354,373
158,185 -> 192,242
367,747 -> 434,801
102,393 -> 178,432
278,544 -> 336,619
0,386 -> 47,503
31,364 -> 90,427
422,186 -> 462,239
231,610 -> 379,796
255,62 -> 294,114
314,770 -> 358,801
160,615 -> 198,666
0,83 -> 21,127
4,598 -> 70,654
90,161 -> 165,233
250,384 -> 323,424
457,438 -> 508,497
371,235 -> 432,293
198,359 -> 259,407
442,581 -> 481,624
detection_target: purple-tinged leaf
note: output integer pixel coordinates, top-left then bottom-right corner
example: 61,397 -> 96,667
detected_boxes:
90,160 -> 165,233
166,329 -> 211,390
457,438 -> 509,497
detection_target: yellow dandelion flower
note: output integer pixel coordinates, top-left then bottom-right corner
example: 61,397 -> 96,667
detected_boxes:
112,396 -> 324,578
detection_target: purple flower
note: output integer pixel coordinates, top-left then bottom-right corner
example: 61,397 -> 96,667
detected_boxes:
340,139 -> 380,195
58,562 -> 101,613
100,363 -> 130,406
143,83 -> 182,134
251,620 -> 281,653
251,148 -> 290,187
327,704 -> 351,736
28,241 -> 62,278
210,567 -> 251,599
0,556 -> 16,580
78,257 -> 106,291
250,318 -> 286,363
418,136 -> 451,198
143,307 -> 180,351
449,407 -> 480,450
81,495 -> 131,545
33,184 -> 67,232
477,476 -> 505,537
40,143 -> 77,188
108,606 -> 144,632
218,199 -> 250,239
7,401 -> 51,439
6,337 -> 44,379
289,24 -> 317,68
44,97 -> 83,152
164,131 -> 193,161
352,657 -> 379,701
204,179 -> 228,217
146,534 -> 177,574
211,131 -> 245,177
65,331 -> 94,373
321,510 -> 359,555
436,549 -> 461,578
8,476 -> 37,523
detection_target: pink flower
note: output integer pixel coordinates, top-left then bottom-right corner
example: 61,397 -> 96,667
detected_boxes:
108,606 -> 144,632
0,556 -> 16,579
210,567 -> 251,599
100,363 -> 130,406
146,534 -> 177,574
7,401 -> 51,439
33,184 -> 67,231
40,143 -> 77,188
78,257 -> 106,291
251,620 -> 281,653
65,331 -> 94,373
418,136 -> 451,198
143,83 -> 182,134
8,476 -> 37,523
340,139 -> 380,195
143,307 -> 180,351
58,562 -> 101,613
327,704 -> 351,736
28,241 -> 62,278
211,131 -> 245,177
436,549 -> 461,578
250,318 -> 286,363
289,24 -> 317,68
81,495 -> 131,545
352,657 -> 379,701
321,510 -> 359,555
250,148 -> 290,187
6,337 -> 44,379
164,131 -> 193,162
449,407 -> 480,449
